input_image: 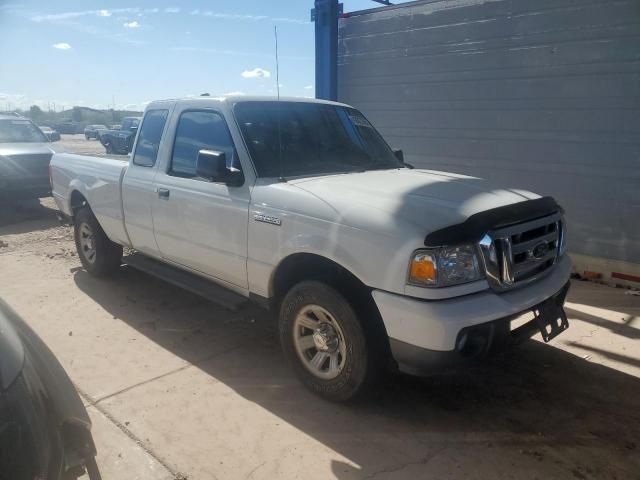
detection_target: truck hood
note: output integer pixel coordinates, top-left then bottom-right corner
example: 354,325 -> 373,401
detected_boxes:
289,168 -> 540,236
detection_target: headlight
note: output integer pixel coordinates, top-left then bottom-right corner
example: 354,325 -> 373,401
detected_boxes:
408,245 -> 483,287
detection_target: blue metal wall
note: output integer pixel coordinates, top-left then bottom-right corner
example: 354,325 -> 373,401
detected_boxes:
336,0 -> 640,264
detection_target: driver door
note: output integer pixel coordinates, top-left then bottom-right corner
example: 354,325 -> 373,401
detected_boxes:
151,108 -> 250,289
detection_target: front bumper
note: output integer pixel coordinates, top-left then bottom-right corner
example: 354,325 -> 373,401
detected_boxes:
372,255 -> 572,375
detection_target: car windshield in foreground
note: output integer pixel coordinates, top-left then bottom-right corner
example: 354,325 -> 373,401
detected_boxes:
0,119 -> 48,143
234,101 -> 402,178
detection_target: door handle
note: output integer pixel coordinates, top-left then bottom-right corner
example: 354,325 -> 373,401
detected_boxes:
157,188 -> 170,199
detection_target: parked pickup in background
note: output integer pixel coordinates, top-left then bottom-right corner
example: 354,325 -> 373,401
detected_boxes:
98,116 -> 141,154
50,96 -> 571,401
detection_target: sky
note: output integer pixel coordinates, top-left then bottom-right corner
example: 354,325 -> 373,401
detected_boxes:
0,0 -> 400,112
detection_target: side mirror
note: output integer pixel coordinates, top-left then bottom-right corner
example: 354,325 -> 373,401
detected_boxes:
393,148 -> 414,169
196,149 -> 243,185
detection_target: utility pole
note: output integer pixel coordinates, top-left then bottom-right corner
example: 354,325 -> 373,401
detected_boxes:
312,0 -> 340,101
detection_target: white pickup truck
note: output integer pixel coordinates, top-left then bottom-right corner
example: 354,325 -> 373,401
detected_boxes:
51,96 -> 571,401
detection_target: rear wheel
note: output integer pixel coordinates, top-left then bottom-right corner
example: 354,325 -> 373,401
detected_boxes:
74,207 -> 122,276
279,281 -> 377,402
104,142 -> 113,154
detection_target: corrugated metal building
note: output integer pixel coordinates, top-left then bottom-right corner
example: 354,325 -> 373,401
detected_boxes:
335,0 -> 640,283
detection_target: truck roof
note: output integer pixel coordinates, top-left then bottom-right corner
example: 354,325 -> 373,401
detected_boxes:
147,95 -> 351,110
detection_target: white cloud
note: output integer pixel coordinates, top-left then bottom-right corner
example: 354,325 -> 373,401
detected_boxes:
123,21 -> 140,28
304,85 -> 313,90
223,91 -> 245,96
241,67 -> 271,79
172,46 -> 263,57
194,10 -> 306,24
28,7 -> 307,25
123,101 -> 150,111
0,92 -> 26,105
52,42 -> 71,50
32,8 -> 138,22
172,45 -> 310,61
0,92 -> 150,112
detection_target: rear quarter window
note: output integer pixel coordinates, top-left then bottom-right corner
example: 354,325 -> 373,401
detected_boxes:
132,110 -> 168,167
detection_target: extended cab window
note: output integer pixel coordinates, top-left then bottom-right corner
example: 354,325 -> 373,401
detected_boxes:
170,110 -> 237,178
132,110 -> 168,167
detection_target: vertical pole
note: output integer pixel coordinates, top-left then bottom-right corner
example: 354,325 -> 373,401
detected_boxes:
314,0 -> 338,101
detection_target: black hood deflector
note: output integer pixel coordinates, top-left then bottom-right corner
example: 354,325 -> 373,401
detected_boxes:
424,196 -> 563,247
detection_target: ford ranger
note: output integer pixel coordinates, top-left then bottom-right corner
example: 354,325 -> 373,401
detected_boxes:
50,96 -> 571,401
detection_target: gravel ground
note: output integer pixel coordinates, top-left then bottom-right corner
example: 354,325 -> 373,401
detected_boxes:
58,134 -> 129,159
0,145 -> 638,479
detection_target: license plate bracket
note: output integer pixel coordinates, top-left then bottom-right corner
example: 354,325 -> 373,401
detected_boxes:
532,298 -> 569,342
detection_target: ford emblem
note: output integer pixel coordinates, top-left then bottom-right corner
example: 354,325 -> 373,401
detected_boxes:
531,242 -> 549,260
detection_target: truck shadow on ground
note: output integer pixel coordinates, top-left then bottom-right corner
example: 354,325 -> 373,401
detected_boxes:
0,197 -> 60,234
72,268 -> 640,479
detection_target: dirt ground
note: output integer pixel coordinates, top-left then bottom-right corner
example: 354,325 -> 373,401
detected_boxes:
1,138 -> 639,479
55,133 -> 129,159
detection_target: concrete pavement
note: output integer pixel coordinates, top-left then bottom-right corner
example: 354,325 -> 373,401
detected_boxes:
0,197 -> 638,480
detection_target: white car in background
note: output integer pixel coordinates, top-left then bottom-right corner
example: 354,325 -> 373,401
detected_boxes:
0,114 -> 64,199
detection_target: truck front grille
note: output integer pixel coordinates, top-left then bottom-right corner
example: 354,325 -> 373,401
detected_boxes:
478,212 -> 564,291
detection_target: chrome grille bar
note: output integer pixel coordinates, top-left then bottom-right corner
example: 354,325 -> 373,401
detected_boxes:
478,213 -> 563,291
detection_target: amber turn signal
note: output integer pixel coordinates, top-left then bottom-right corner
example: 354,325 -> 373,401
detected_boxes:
409,253 -> 437,285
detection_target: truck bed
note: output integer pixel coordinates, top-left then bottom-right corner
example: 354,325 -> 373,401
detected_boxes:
50,152 -> 130,246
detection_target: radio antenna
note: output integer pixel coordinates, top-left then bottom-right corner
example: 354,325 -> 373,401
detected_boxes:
274,26 -> 280,100
275,26 -> 285,181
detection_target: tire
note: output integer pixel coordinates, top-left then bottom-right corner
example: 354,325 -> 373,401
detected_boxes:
85,134 -> 90,140
104,142 -> 113,154
74,207 -> 122,276
279,281 -> 377,402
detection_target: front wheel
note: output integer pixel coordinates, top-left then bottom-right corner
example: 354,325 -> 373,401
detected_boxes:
279,281 -> 377,402
103,142 -> 113,154
74,207 -> 122,276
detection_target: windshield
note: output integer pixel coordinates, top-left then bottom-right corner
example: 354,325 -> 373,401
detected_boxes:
0,119 -> 48,143
234,101 -> 402,178
122,118 -> 140,130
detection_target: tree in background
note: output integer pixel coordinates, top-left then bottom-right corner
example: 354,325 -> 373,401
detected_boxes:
71,107 -> 83,122
29,105 -> 43,123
